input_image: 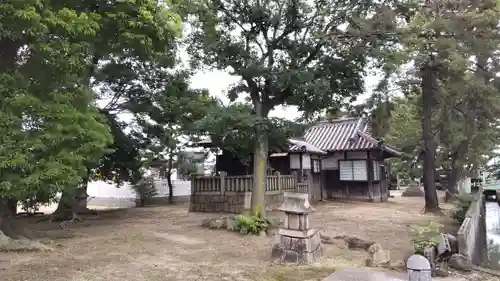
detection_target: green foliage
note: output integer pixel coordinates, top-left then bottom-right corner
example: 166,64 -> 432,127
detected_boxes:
196,102 -> 307,162
410,221 -> 443,255
0,1 -> 113,201
176,152 -> 202,180
235,210 -> 271,235
90,110 -> 143,186
0,0 -> 184,216
186,0 -> 369,115
134,72 -> 215,183
362,1 -> 500,189
450,193 -> 474,223
132,176 -> 158,206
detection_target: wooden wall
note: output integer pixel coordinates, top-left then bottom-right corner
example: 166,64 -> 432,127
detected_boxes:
321,150 -> 388,202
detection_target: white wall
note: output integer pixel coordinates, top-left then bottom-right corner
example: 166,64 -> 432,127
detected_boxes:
87,179 -> 191,199
322,152 -> 343,170
290,154 -> 300,169
289,154 -> 312,169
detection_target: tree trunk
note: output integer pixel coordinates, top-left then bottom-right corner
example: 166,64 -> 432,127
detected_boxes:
52,188 -> 77,221
420,61 -> 440,213
447,165 -> 460,193
166,160 -> 174,204
251,100 -> 269,217
7,198 -> 17,215
52,185 -> 88,221
0,197 -> 50,251
52,169 -> 92,220
445,165 -> 461,202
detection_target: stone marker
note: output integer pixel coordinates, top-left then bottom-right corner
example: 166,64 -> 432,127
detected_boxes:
366,243 -> 391,267
271,192 -> 322,264
407,254 -> 432,281
423,246 -> 437,271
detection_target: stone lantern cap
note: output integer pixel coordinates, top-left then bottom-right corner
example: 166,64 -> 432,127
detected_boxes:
277,192 -> 315,214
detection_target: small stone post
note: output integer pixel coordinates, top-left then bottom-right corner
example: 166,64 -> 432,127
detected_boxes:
407,254 -> 432,281
219,171 -> 227,195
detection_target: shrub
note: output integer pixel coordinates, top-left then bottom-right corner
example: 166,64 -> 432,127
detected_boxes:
410,221 -> 443,255
450,193 -> 474,223
132,176 -> 158,206
235,208 -> 271,235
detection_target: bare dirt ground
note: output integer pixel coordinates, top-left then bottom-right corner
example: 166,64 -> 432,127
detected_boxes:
0,191 -> 495,281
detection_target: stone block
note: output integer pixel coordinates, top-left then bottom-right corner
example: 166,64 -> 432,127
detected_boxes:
313,245 -> 323,261
280,235 -> 292,249
299,251 -> 314,264
423,246 -> 437,271
366,243 -> 390,267
300,214 -> 310,230
288,213 -> 301,230
309,231 -> 321,251
448,253 -> 472,271
283,250 -> 299,263
290,238 -> 307,252
271,244 -> 284,260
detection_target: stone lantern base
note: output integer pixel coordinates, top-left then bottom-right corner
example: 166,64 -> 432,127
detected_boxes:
271,228 -> 323,264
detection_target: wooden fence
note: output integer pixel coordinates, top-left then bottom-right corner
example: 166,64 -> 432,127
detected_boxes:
191,171 -> 297,195
189,172 -> 303,213
297,182 -> 309,194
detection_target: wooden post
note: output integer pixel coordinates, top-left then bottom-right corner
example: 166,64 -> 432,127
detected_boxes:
367,151 -> 374,201
275,171 -> 282,191
291,171 -> 298,192
219,171 -> 227,195
190,174 -> 197,194
299,153 -> 304,181
407,254 -> 432,281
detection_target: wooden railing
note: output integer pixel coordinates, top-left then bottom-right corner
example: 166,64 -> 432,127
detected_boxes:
297,182 -> 309,194
191,172 -> 298,194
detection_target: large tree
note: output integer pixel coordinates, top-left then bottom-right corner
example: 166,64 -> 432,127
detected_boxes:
187,0 -> 372,214
49,0 -> 183,218
365,0 -> 500,210
0,1 -> 113,249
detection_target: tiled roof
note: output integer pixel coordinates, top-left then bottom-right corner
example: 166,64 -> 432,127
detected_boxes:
287,138 -> 326,154
289,116 -> 402,155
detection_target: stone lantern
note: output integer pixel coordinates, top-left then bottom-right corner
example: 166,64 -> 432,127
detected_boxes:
271,192 -> 322,263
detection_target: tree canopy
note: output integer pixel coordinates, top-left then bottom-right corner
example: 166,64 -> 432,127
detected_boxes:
186,0 -> 375,213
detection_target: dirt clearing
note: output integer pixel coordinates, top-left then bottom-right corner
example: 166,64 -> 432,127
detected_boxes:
0,192 -> 491,281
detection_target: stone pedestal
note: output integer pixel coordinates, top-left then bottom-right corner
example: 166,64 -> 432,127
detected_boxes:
271,192 -> 323,264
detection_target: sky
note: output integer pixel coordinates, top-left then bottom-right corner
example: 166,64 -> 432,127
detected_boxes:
98,66 -> 383,126
187,69 -> 381,120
